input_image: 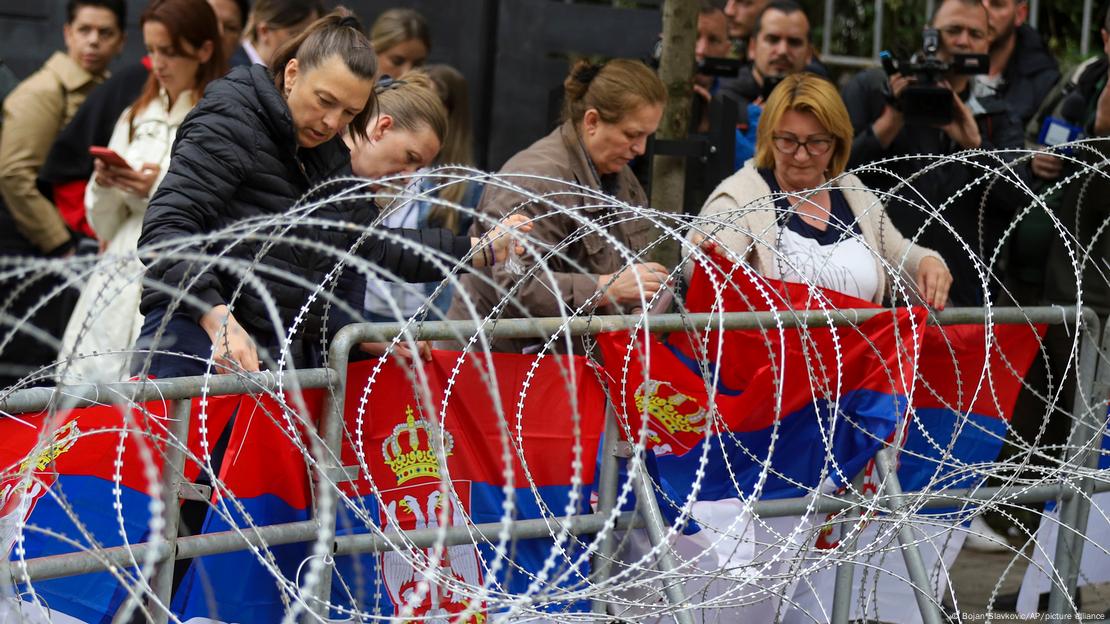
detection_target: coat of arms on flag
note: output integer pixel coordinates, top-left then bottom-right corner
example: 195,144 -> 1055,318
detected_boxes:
634,379 -> 710,456
0,418 -> 81,556
377,406 -> 484,622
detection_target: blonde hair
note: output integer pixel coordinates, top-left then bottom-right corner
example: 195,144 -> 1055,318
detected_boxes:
372,70 -> 447,145
755,72 -> 853,178
425,64 -> 473,168
562,58 -> 666,125
370,8 -> 430,55
424,64 -> 474,229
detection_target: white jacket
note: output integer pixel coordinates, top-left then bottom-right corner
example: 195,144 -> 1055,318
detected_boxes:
692,163 -> 945,305
57,89 -> 196,383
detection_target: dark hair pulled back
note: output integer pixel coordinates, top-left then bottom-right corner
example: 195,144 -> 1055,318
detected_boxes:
271,11 -> 378,141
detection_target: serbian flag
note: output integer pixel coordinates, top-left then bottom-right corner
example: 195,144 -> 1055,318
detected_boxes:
172,389 -> 325,622
2,396 -> 238,624
329,352 -> 606,620
896,317 -> 1045,493
172,352 -> 606,622
649,251 -> 1042,498
597,257 -> 926,504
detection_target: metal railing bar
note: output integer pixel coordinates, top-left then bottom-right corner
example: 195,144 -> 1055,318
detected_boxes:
332,511 -> 643,556
0,306 -> 1084,416
11,477 -> 1110,585
0,510 -> 646,583
0,368 -> 339,414
329,306 -> 1083,345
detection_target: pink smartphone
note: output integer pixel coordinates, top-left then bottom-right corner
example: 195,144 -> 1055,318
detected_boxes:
89,146 -> 132,170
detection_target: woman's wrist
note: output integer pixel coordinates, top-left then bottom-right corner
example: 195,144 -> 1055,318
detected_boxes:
470,235 -> 491,267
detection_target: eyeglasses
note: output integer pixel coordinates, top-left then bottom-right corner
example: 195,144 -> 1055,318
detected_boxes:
771,134 -> 835,156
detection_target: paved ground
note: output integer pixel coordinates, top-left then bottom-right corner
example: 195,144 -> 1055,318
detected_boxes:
946,545 -> 1110,621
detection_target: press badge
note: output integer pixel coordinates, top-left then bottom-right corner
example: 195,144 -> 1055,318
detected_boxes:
1038,116 -> 1084,153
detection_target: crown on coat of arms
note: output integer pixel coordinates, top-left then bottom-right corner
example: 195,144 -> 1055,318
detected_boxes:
19,420 -> 81,473
634,381 -> 708,439
382,407 -> 453,485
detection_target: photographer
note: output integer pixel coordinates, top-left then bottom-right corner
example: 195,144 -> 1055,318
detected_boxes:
841,0 -> 1026,307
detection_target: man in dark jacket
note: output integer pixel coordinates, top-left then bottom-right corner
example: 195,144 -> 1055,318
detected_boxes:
1037,47 -> 1110,319
979,0 -> 1060,125
841,0 -> 1028,306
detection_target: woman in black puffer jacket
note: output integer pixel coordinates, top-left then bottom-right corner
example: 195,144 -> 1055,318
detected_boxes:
135,13 -> 524,376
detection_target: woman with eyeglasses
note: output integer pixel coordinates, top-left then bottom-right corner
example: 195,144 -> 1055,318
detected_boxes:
57,0 -> 226,383
693,72 -> 952,307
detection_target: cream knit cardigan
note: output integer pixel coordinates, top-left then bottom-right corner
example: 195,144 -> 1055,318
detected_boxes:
690,163 -> 946,305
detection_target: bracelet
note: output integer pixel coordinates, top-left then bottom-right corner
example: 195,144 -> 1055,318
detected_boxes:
479,234 -> 491,267
487,236 -> 497,267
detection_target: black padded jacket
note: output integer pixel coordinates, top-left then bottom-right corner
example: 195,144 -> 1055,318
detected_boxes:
138,64 -> 470,341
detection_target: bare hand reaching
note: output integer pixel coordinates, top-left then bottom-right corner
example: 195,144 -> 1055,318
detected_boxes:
472,214 -> 534,267
359,340 -> 432,362
915,256 -> 953,310
200,304 -> 259,373
597,262 -> 671,307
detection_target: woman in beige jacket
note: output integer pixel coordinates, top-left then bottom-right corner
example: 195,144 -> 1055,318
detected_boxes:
448,59 -> 670,353
693,72 -> 952,307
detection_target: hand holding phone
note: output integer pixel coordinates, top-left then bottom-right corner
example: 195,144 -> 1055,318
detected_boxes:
89,146 -> 133,170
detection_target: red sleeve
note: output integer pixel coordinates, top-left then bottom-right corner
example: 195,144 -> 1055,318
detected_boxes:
52,180 -> 96,240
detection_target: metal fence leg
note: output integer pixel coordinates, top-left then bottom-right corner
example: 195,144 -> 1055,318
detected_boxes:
143,399 -> 193,623
630,458 -> 695,624
830,545 -> 856,624
112,398 -> 194,624
590,403 -> 623,615
1048,313 -> 1105,615
306,335 -> 355,621
830,470 -> 870,624
873,449 -> 944,624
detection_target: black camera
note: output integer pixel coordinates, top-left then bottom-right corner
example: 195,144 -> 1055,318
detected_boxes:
880,27 -> 988,125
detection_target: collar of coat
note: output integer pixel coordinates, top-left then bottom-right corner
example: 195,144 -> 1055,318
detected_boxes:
45,51 -> 101,93
557,120 -> 629,207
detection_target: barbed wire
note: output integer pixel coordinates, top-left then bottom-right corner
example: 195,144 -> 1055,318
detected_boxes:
0,142 -> 1108,622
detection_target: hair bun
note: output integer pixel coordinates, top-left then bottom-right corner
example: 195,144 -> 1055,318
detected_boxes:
337,15 -> 363,32
575,62 -> 604,86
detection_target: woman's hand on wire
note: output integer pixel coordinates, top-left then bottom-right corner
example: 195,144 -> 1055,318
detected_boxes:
200,304 -> 260,373
915,256 -> 952,310
472,214 -> 533,267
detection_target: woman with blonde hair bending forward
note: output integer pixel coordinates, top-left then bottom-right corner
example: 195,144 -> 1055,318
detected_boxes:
694,72 -> 952,307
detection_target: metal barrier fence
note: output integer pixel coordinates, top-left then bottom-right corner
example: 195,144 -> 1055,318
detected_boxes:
0,305 -> 1105,623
